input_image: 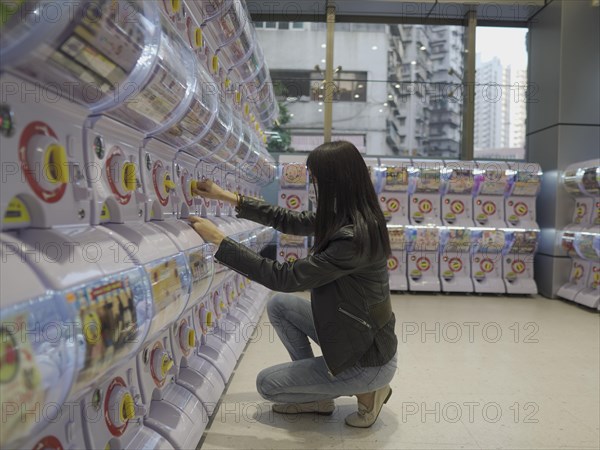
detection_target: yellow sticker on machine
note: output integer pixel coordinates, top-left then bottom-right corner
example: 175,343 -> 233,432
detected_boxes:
100,203 -> 111,221
3,197 -> 30,225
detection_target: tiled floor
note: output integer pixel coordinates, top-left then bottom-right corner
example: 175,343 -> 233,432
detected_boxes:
199,293 -> 600,449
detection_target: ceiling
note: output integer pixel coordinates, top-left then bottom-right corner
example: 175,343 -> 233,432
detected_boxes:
247,0 -> 551,26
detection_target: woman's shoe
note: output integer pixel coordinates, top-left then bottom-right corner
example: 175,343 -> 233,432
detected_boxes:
272,399 -> 335,415
344,385 -> 392,428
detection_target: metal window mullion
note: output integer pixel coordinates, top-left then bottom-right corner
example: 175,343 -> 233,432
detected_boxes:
462,10 -> 477,161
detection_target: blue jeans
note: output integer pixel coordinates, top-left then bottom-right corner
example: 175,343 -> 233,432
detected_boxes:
256,293 -> 397,404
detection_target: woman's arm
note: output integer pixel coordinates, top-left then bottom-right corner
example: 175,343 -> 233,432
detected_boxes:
190,218 -> 357,292
192,180 -> 315,236
213,235 -> 356,292
236,195 -> 315,236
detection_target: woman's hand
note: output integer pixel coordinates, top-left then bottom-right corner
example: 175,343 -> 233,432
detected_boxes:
191,179 -> 238,204
189,216 -> 226,246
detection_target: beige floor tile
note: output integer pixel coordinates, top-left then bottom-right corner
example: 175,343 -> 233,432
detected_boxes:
199,293 -> 600,450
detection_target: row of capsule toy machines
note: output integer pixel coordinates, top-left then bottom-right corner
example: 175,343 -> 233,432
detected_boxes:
557,159 -> 600,310
363,158 -> 541,294
0,1 -> 278,449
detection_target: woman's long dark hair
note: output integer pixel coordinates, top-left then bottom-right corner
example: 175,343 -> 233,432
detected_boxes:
306,141 -> 391,257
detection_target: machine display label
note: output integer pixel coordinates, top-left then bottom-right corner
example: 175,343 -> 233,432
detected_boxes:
0,313 -> 44,446
187,248 -> 213,302
388,228 -> 406,250
68,276 -> 140,388
146,257 -> 187,335
384,167 -> 409,191
447,169 -> 474,194
281,163 -> 307,187
387,256 -> 399,271
512,171 -> 541,196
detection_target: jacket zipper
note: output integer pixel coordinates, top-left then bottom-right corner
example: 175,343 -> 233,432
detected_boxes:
338,307 -> 372,329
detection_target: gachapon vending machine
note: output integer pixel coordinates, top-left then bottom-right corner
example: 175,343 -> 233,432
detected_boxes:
571,230 -> 600,309
2,227 -> 163,450
379,159 -> 411,225
439,227 -> 473,292
0,235 -> 80,450
144,219 -> 230,420
505,163 -> 542,229
364,157 -> 384,195
562,160 -> 600,230
98,222 -> 211,449
557,231 -> 589,302
441,160 -> 477,227
278,156 -> 309,209
406,225 -> 441,292
0,0 -> 162,232
470,228 -> 507,293
502,228 -> 539,294
387,225 -> 408,291
408,160 -> 444,225
277,155 -> 309,263
473,162 -> 511,228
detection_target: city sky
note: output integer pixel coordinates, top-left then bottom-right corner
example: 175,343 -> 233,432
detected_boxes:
476,27 -> 528,69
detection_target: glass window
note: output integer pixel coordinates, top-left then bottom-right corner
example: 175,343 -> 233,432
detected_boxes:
270,70 -> 312,100
278,22 -> 290,30
309,71 -> 367,102
292,22 -> 304,29
384,25 -> 465,157
474,26 -> 528,160
256,22 -> 468,157
265,22 -> 276,29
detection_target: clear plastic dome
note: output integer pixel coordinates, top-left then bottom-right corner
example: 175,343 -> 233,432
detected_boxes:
0,292 -> 78,447
2,0 -> 161,110
67,267 -> 153,395
105,15 -> 196,134
152,66 -> 219,149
